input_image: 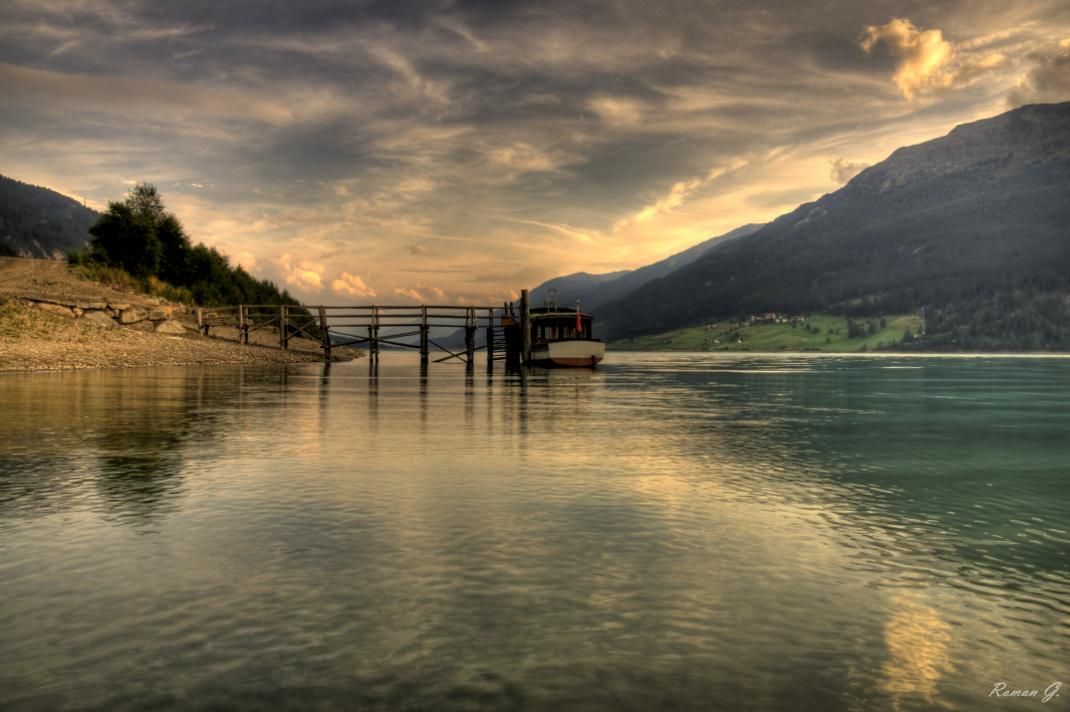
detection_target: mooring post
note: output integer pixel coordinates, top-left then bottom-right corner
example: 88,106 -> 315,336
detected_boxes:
196,307 -> 205,335
318,305 -> 331,362
520,289 -> 531,366
485,307 -> 495,371
420,305 -> 429,365
465,307 -> 476,367
280,305 -> 289,350
238,304 -> 247,344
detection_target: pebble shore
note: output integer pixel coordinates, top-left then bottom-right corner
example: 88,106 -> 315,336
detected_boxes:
0,257 -> 359,372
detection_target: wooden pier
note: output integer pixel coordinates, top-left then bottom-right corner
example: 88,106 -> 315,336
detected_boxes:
196,290 -> 534,369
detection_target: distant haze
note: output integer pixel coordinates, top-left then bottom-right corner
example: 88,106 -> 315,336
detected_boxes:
2,1 -> 1068,303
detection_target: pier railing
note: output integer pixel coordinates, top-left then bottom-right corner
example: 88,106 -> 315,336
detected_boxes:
195,290 -> 532,368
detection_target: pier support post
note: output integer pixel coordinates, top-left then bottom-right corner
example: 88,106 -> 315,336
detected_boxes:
238,304 -> 247,345
280,305 -> 289,350
465,307 -> 476,368
485,307 -> 495,371
520,289 -> 531,366
318,305 -> 331,362
420,305 -> 429,365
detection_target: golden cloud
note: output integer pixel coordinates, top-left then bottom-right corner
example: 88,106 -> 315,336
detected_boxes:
861,18 -> 955,100
860,18 -> 1008,101
614,159 -> 746,234
235,251 -> 258,271
276,254 -> 324,292
393,285 -> 446,303
331,272 -> 377,298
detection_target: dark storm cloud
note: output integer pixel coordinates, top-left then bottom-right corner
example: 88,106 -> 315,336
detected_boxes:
1,0 -> 1066,302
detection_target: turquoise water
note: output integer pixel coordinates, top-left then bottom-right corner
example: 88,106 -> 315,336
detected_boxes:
1,353 -> 1068,711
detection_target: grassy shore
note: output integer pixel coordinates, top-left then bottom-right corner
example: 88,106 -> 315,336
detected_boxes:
611,314 -> 923,352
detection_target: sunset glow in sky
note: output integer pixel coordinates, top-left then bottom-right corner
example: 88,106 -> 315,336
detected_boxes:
3,1 -> 1069,303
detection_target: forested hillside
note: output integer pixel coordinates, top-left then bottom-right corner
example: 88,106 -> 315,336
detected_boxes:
0,175 -> 97,258
600,102 -> 1070,350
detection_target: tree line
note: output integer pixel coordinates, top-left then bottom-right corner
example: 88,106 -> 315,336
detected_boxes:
72,183 -> 300,308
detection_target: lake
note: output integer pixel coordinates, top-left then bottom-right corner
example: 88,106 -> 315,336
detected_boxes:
1,353 -> 1068,711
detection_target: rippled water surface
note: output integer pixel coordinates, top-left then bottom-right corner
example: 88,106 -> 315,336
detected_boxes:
1,353 -> 1068,711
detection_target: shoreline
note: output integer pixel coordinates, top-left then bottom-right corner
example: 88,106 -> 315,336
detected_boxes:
0,299 -> 358,373
0,258 -> 360,373
608,348 -> 1070,358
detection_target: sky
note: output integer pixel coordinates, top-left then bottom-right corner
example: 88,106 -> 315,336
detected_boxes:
2,0 -> 1069,305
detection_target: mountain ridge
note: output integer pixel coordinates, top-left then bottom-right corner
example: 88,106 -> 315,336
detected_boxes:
530,222 -> 764,312
598,101 -> 1070,350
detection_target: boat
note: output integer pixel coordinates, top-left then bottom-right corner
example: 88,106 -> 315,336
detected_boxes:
528,303 -> 606,368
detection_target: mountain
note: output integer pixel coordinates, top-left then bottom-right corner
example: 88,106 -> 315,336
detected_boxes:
411,224 -> 767,350
0,175 -> 98,258
418,224 -> 764,349
529,270 -> 630,311
600,102 -> 1070,350
530,223 -> 763,312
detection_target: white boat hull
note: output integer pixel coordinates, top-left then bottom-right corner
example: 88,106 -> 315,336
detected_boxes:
530,340 -> 605,367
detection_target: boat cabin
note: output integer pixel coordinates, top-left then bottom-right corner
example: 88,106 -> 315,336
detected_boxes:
529,308 -> 594,343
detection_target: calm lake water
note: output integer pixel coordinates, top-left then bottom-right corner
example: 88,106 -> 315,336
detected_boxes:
1,353 -> 1068,711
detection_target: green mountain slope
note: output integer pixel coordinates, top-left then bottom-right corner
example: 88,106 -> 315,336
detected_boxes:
614,314 -> 922,352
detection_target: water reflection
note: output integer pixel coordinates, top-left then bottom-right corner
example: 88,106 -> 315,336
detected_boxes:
0,353 -> 1068,711
0,367 -> 285,527
880,593 -> 954,706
